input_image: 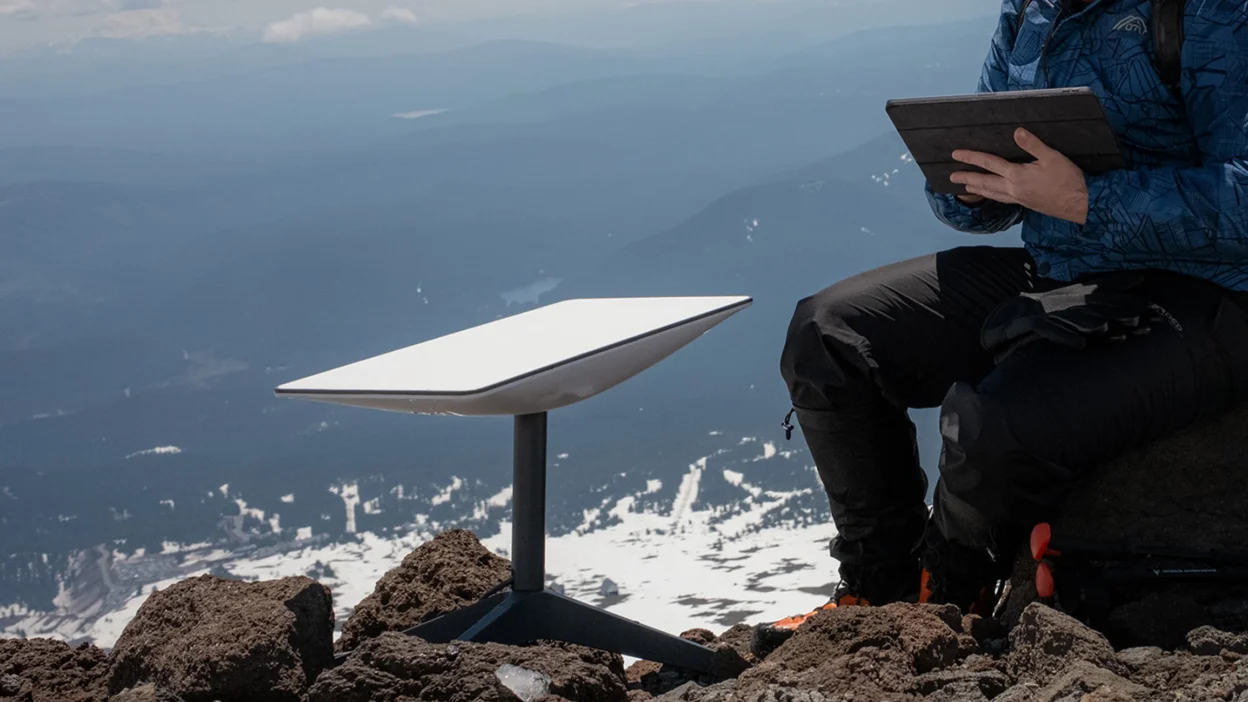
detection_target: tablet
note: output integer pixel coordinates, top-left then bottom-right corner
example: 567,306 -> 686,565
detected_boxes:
886,87 -> 1128,196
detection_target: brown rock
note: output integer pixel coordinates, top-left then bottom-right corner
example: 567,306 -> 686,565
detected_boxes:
714,605 -> 963,698
337,529 -> 511,652
107,575 -> 334,702
625,644 -> 748,697
1179,656 -> 1248,700
0,638 -> 108,702
679,629 -> 716,645
1189,625 -> 1248,656
1114,647 -> 1163,671
1030,661 -> 1155,702
0,675 -> 34,702
760,603 -> 962,676
650,681 -> 735,701
108,684 -> 184,702
909,668 -> 1010,698
308,631 -> 628,702
737,644 -> 916,700
1007,604 -> 1124,686
1123,650 -> 1230,692
922,681 -> 987,702
625,660 -> 663,687
993,682 -> 1040,702
920,604 -> 964,633
961,653 -> 1007,673
713,624 -> 757,664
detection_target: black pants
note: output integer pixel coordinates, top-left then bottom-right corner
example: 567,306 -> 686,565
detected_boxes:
780,246 -> 1248,600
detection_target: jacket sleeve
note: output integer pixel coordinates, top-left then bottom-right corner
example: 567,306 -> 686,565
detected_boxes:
925,0 -> 1026,234
1078,4 -> 1248,260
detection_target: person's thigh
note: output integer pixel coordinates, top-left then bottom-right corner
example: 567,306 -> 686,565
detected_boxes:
782,246 -> 1039,411
939,271 -> 1248,527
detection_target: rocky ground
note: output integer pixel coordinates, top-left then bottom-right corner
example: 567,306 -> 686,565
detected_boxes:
5,529 -> 1248,702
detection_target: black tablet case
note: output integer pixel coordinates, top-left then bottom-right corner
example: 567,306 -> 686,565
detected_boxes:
886,87 -> 1127,196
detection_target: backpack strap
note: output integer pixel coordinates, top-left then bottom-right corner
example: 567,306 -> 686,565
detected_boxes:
1016,0 -> 1034,35
1151,0 -> 1185,92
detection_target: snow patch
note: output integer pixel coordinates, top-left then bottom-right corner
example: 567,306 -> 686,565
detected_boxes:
126,446 -> 182,459
430,477 -> 462,506
328,483 -> 360,534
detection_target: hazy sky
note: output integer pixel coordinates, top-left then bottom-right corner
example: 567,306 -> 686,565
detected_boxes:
0,0 -> 683,53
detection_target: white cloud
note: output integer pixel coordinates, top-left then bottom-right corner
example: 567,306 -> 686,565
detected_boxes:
85,7 -> 183,39
0,0 -> 35,15
262,7 -> 371,44
381,6 -> 417,24
2,0 -> 161,18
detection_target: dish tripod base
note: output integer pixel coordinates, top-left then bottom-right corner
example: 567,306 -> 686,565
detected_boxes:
404,588 -> 716,671
405,412 -> 715,672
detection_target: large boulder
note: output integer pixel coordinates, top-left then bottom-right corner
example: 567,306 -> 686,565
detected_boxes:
1002,404 -> 1248,649
308,631 -> 628,702
0,638 -> 109,702
337,528 -> 512,652
106,575 -> 334,702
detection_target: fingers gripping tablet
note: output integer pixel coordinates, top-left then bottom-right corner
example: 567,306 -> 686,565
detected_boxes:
886,88 -> 1127,196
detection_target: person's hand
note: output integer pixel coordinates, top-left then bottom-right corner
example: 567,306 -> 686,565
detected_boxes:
949,127 -> 1089,224
956,194 -> 987,205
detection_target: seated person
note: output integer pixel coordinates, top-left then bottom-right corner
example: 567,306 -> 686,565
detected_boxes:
776,0 -> 1248,622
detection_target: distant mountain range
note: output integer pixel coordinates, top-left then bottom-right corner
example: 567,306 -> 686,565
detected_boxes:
0,5 -> 1022,632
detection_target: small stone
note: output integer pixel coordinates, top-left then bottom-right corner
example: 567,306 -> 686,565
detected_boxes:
679,629 -> 716,645
1189,626 -> 1248,656
703,644 -> 751,682
108,684 -> 185,702
713,624 -> 758,664
1115,647 -> 1163,670
919,603 -> 964,632
0,675 -> 32,702
494,664 -> 551,702
910,668 -> 1010,698
993,682 -> 1040,702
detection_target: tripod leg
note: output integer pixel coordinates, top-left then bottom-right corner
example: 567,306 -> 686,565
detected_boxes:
402,593 -> 509,643
463,590 -> 716,672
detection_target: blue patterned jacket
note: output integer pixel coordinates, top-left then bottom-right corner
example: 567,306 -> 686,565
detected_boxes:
926,0 -> 1248,291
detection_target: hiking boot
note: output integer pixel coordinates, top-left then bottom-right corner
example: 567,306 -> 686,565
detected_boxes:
918,527 -> 1008,615
918,568 -> 999,616
749,580 -> 876,659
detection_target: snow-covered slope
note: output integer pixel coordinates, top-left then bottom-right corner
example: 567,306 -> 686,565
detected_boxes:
1,431 -> 848,647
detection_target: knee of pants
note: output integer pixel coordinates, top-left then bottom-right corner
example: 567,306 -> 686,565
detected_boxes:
937,381 -> 1062,526
780,293 -> 868,410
